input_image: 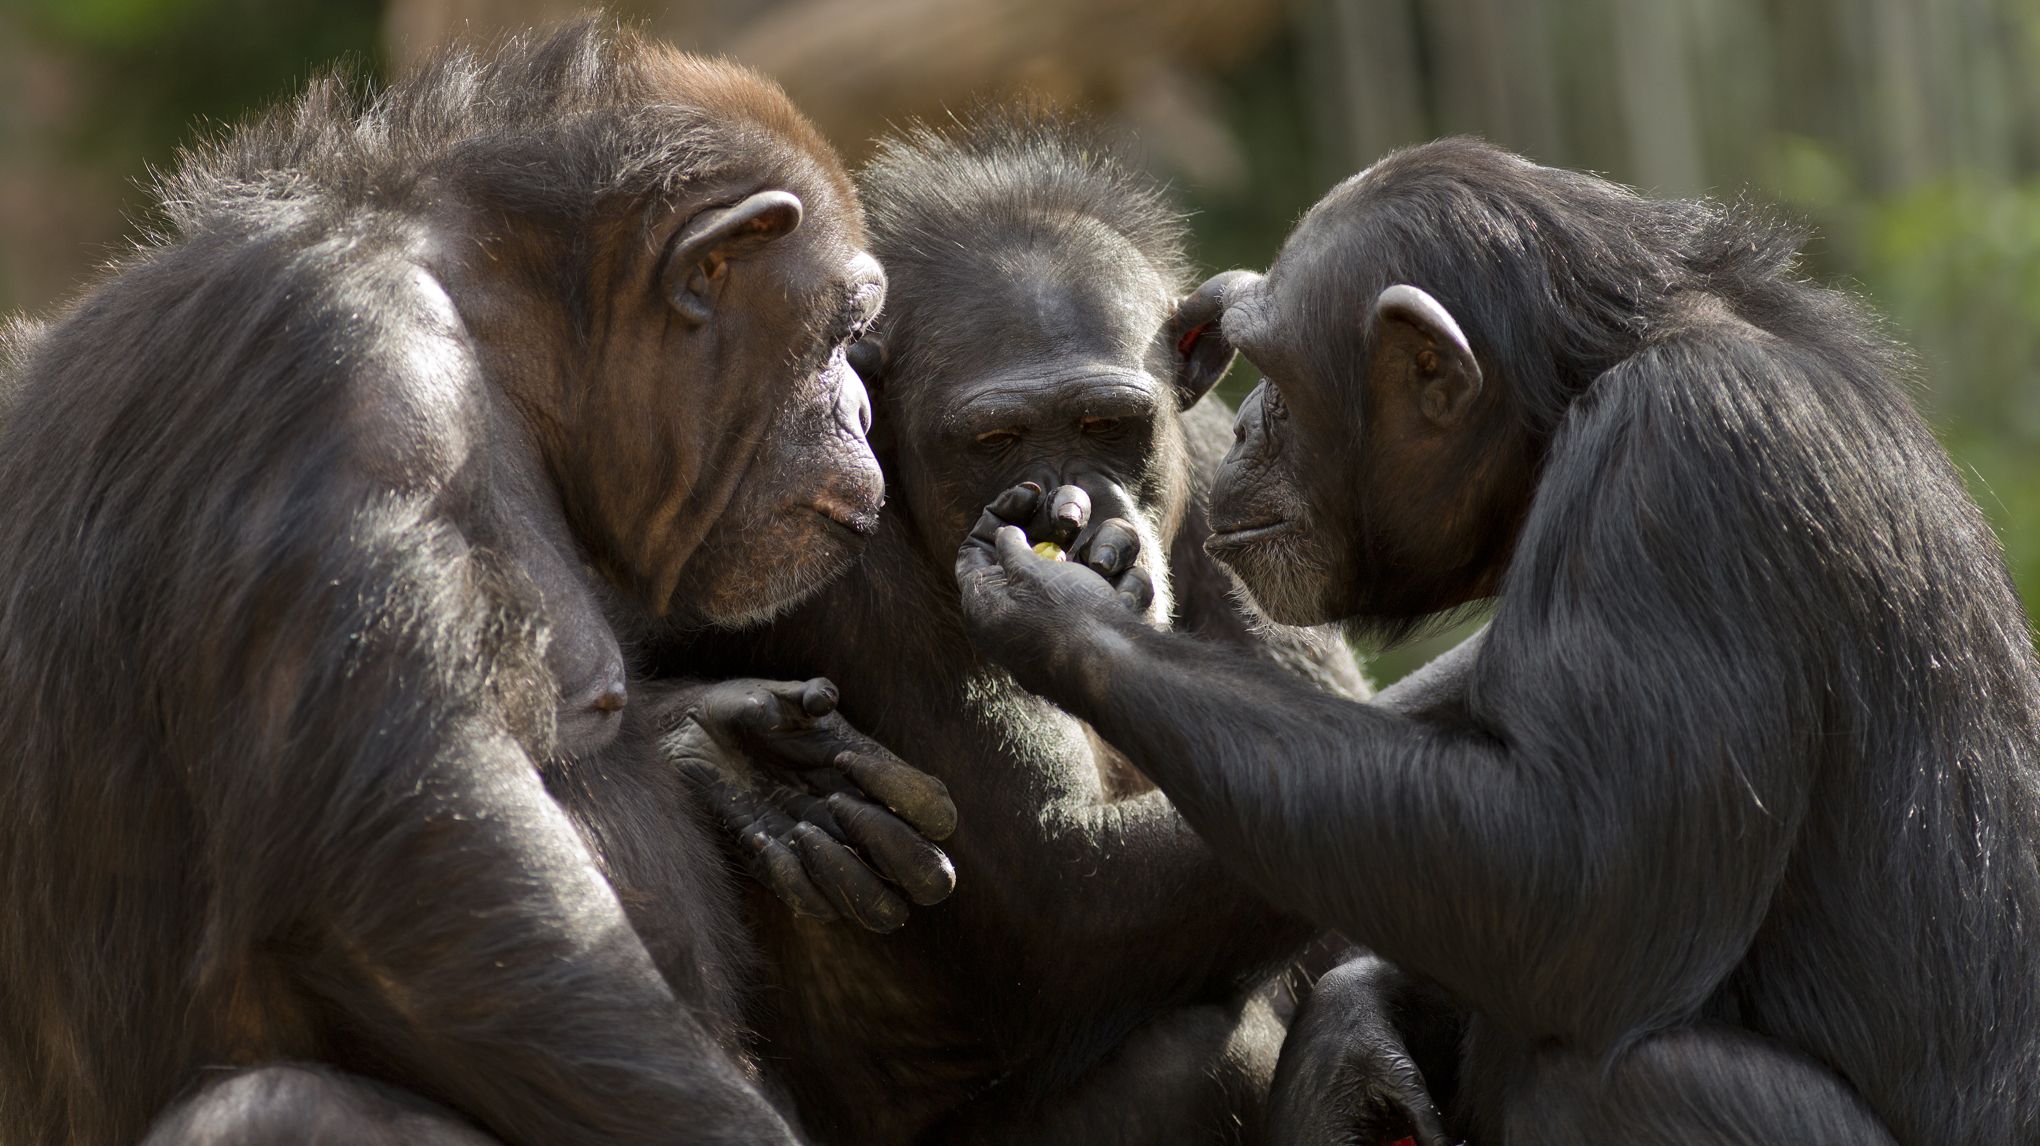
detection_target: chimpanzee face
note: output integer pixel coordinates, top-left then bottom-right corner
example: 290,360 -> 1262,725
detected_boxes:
872,233 -> 1189,624
1204,207 -> 1523,636
543,173 -> 888,629
1205,257 -> 1365,627
659,203 -> 891,629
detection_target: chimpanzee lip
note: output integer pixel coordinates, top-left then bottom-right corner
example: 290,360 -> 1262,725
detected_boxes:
810,496 -> 881,537
1207,519 -> 1294,547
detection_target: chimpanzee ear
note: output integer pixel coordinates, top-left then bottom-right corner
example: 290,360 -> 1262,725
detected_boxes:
1373,284 -> 1482,430
662,190 -> 805,327
1161,270 -> 1255,408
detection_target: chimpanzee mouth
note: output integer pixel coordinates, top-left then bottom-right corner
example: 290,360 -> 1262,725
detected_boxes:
1205,520 -> 1295,548
809,495 -> 882,537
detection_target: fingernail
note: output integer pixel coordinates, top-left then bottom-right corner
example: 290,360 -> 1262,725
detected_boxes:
1092,545 -> 1118,568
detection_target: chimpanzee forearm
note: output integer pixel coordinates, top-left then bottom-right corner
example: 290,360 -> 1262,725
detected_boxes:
295,718 -> 797,1145
1014,616 -> 1799,1044
1025,789 -> 1314,991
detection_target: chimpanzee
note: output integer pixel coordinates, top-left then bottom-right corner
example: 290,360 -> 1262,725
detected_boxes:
667,112 -> 1372,1145
956,137 -> 2040,1144
0,23 -> 951,1146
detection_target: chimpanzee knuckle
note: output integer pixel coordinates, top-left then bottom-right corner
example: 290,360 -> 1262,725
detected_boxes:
986,483 -> 1042,523
823,793 -> 955,904
799,677 -> 840,718
790,824 -> 909,933
753,836 -> 840,922
662,718 -> 735,775
843,755 -> 958,840
835,757 -> 947,833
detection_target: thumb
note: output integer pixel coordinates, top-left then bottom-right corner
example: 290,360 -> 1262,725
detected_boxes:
992,524 -> 1034,570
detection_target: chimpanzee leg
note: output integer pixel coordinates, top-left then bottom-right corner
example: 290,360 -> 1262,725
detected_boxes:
141,1065 -> 500,1146
1264,955 -> 1458,1146
929,994 -> 1284,1145
1478,1023 -> 1896,1146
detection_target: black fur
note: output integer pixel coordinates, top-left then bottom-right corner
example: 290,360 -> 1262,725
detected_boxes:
671,111 -> 1368,1145
0,21 -> 882,1145
957,138 -> 2040,1143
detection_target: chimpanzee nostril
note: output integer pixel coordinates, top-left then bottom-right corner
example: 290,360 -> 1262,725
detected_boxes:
836,370 -> 873,438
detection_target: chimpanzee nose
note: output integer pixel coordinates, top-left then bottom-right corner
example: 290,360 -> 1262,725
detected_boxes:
835,365 -> 873,438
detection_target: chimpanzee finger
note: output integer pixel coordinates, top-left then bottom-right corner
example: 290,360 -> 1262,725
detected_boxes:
992,523 -> 1039,571
831,746 -> 959,840
824,791 -> 957,906
797,677 -> 838,718
673,757 -> 841,922
969,483 -> 1046,545
959,484 -> 1046,585
1112,566 -> 1155,613
767,784 -> 846,841
743,710 -> 959,840
683,679 -> 797,746
1031,484 -> 1091,547
734,676 -> 836,730
788,823 -> 910,932
1379,1066 -> 1452,1146
1071,517 -> 1143,578
743,830 -> 842,923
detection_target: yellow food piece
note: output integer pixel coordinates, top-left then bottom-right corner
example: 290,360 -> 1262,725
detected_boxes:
1033,541 -> 1067,561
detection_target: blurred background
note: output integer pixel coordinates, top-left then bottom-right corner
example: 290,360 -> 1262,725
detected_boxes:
2,0 -> 2035,675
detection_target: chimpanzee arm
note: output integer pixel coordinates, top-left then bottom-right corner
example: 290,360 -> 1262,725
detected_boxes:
217,503 -> 797,1145
957,342 -> 1823,1047
1265,955 -> 1461,1146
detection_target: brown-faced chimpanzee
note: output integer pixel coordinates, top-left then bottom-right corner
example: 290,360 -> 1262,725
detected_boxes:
956,137 -> 2040,1144
669,112 -> 1372,1145
0,23 -> 953,1146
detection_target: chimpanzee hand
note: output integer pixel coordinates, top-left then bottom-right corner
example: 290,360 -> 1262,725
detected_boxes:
954,482 -> 1155,690
662,677 -> 958,933
1266,958 -> 1457,1146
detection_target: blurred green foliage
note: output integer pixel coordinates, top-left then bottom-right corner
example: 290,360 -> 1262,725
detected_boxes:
1769,142 -> 2040,614
8,0 -> 381,222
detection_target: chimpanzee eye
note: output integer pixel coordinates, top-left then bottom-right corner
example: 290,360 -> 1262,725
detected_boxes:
975,429 -> 1021,450
1079,416 -> 1123,436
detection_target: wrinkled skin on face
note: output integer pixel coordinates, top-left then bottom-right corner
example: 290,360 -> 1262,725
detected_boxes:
867,219 -> 1195,628
658,236 -> 890,629
447,165 -> 890,634
1207,228 -> 1532,635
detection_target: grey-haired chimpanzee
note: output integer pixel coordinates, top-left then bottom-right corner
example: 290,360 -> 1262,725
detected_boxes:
0,23 -> 954,1146
957,137 -> 2040,1144
669,112 -> 1372,1145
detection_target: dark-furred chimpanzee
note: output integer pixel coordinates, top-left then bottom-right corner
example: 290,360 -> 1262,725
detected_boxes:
956,137 -> 2040,1144
670,112 -> 1372,1145
0,23 -> 950,1146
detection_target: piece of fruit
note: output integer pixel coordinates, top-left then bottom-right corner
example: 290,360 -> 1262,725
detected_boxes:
1032,541 -> 1066,561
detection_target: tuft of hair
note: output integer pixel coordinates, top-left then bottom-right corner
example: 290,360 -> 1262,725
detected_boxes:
858,102 -> 1193,293
146,16 -> 849,246
0,316 -> 46,413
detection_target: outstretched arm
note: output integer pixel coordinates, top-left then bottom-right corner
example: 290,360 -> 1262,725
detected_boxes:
955,456 -> 1812,1046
